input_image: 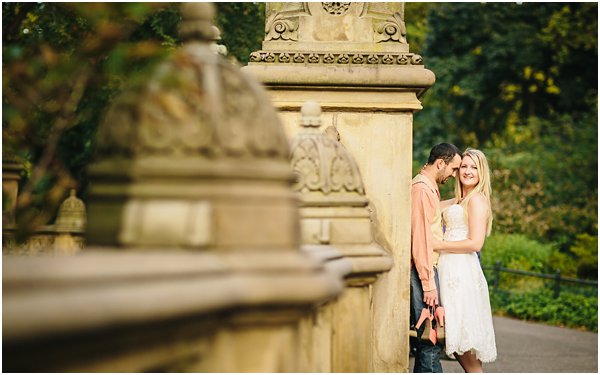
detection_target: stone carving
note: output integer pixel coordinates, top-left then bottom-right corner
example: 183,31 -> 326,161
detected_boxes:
96,51 -> 289,160
359,3 -> 407,43
290,101 -> 364,195
250,51 -> 423,66
373,12 -> 406,43
265,3 -> 311,41
262,3 -> 407,46
322,2 -> 351,15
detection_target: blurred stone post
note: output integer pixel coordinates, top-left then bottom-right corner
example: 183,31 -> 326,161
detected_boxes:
3,3 -> 343,372
243,3 -> 435,371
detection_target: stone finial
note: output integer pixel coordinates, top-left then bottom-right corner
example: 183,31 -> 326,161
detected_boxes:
291,101 -> 365,196
300,100 -> 322,128
87,1 -> 293,249
210,25 -> 228,56
179,2 -> 217,42
55,189 -> 86,233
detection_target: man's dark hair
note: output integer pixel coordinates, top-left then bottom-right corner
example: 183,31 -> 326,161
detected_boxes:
427,143 -> 461,165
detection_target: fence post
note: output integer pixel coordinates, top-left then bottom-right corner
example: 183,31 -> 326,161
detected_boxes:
493,260 -> 501,292
553,269 -> 561,298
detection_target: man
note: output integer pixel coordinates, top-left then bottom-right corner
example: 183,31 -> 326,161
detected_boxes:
410,143 -> 462,373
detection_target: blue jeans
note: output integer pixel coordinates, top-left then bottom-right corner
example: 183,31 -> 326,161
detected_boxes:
410,265 -> 443,373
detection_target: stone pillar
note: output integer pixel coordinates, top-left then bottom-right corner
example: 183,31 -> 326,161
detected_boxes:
243,3 -> 435,371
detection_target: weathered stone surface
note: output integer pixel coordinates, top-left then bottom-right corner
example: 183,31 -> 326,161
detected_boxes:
245,3 -> 433,371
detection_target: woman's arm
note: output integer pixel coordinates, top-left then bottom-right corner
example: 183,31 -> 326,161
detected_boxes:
434,193 -> 489,253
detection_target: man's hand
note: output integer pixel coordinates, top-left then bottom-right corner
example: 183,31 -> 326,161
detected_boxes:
423,289 -> 438,307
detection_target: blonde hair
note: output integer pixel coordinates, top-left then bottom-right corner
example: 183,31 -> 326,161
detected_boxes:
454,148 -> 493,236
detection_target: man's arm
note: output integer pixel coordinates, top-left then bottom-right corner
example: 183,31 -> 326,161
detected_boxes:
411,186 -> 438,306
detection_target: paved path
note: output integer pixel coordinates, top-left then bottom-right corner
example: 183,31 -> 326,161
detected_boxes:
410,316 -> 598,373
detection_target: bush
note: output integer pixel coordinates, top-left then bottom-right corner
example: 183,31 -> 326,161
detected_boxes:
490,289 -> 598,332
569,233 -> 598,279
482,233 -> 553,272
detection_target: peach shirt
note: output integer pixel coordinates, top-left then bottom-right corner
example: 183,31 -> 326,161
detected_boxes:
411,173 -> 443,292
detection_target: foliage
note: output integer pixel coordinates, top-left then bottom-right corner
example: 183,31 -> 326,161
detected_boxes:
214,3 -> 264,65
569,234 -> 598,280
490,289 -> 598,332
2,3 -> 267,242
482,233 -> 553,273
2,3 -> 176,240
404,3 -> 430,55
416,3 -> 597,148
487,112 -> 598,250
411,3 -> 597,262
484,234 -> 594,297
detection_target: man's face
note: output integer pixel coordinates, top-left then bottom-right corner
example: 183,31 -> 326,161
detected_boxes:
437,154 -> 462,184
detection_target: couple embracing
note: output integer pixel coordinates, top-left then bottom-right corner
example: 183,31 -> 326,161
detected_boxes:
410,143 -> 497,373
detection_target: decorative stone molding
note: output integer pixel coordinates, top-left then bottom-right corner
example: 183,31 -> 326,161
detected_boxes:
260,2 -> 408,57
365,5 -> 407,43
265,3 -> 311,41
322,2 -> 351,15
290,101 -> 365,196
249,51 -> 423,66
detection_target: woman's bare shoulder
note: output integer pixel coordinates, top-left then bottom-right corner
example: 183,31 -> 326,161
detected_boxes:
467,192 -> 490,211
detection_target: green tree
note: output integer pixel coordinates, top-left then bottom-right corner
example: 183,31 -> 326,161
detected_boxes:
3,3 -> 175,240
215,2 -> 264,65
3,3 -> 268,242
413,3 -> 597,254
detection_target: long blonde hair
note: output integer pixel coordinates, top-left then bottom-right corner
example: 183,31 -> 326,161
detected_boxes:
454,148 -> 493,236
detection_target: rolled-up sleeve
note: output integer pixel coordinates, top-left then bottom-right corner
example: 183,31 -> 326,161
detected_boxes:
411,186 -> 438,292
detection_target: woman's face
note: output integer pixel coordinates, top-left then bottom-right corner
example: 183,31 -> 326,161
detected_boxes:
459,155 -> 479,189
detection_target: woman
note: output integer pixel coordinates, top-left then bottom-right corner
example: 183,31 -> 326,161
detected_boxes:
434,148 -> 497,372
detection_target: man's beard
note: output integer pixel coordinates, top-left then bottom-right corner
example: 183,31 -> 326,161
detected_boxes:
436,169 -> 448,184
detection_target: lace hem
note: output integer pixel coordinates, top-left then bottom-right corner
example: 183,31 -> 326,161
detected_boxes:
445,344 -> 497,363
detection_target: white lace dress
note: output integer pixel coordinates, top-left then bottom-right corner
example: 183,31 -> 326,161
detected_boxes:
438,204 -> 497,362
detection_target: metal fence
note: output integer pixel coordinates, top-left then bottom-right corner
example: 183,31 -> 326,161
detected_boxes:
482,261 -> 598,298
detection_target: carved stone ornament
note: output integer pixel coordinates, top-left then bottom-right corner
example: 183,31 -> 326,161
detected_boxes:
360,3 -> 407,43
54,189 -> 86,233
373,12 -> 407,43
249,51 -> 423,66
95,45 -> 289,161
322,2 -> 351,15
265,3 -> 311,41
291,101 -> 365,195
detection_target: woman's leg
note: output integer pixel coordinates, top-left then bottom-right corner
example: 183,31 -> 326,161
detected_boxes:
455,351 -> 483,373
